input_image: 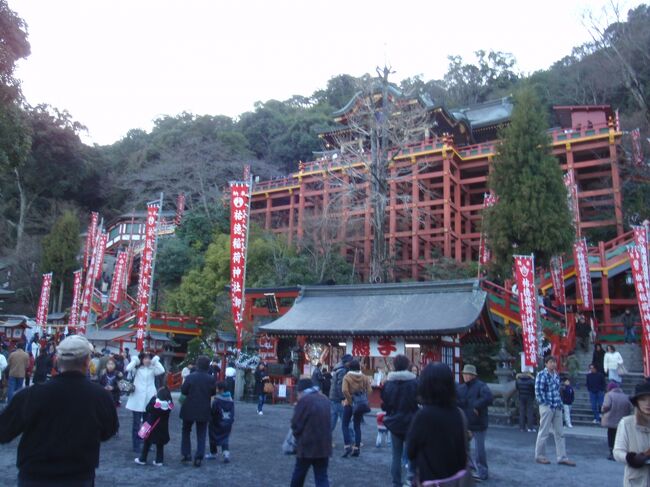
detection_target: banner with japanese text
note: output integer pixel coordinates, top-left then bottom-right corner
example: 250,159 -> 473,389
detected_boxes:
479,192 -> 498,265
633,225 -> 650,285
69,269 -> 82,326
573,239 -> 594,311
230,182 -> 251,348
175,193 -> 185,225
79,230 -> 103,331
109,251 -> 128,307
135,203 -> 160,351
549,256 -> 566,306
632,129 -> 644,166
35,273 -> 53,331
628,245 -> 650,376
93,233 -> 108,281
514,255 -> 538,367
563,171 -> 580,231
83,212 -> 99,273
346,336 -> 405,357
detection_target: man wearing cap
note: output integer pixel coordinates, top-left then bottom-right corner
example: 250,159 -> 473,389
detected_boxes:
457,364 -> 493,482
0,335 -> 119,487
534,356 -> 576,467
290,378 -> 332,487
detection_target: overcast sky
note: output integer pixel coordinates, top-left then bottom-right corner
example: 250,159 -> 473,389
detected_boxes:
10,0 -> 644,145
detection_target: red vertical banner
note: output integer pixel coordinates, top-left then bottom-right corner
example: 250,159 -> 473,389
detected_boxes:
479,192 -> 497,266
35,273 -> 53,332
93,233 -> 108,281
514,255 -> 538,367
549,256 -> 566,306
69,269 -> 82,326
109,251 -> 128,307
573,239 -> 594,311
83,212 -> 99,273
633,225 -> 650,283
79,231 -> 103,332
135,203 -> 160,351
632,129 -> 644,166
628,246 -> 650,376
175,193 -> 186,226
230,182 -> 250,349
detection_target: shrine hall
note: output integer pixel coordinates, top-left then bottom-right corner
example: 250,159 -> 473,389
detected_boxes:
259,279 -> 496,382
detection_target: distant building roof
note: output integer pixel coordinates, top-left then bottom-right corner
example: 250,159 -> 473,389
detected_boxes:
260,279 -> 487,337
452,97 -> 514,129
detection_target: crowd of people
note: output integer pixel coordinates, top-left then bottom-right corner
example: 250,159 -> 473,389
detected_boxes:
2,331 -> 650,486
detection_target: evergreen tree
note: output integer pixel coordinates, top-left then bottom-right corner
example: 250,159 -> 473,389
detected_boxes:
41,211 -> 81,312
484,88 -> 573,277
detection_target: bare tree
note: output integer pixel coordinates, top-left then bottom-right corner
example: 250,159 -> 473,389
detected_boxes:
584,2 -> 650,125
317,67 -> 434,283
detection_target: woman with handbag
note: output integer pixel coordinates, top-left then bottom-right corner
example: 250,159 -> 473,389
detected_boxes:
406,362 -> 471,487
126,352 -> 165,453
341,360 -> 372,458
604,345 -> 625,384
255,362 -> 271,415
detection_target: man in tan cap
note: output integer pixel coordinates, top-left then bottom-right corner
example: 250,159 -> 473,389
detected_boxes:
457,363 -> 493,482
0,334 -> 119,487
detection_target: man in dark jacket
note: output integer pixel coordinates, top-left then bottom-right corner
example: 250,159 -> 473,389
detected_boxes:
180,355 -> 217,467
586,363 -> 607,423
290,378 -> 332,487
516,368 -> 536,432
311,362 -> 324,391
381,354 -> 419,487
457,364 -> 493,482
329,354 -> 353,445
0,335 -> 118,487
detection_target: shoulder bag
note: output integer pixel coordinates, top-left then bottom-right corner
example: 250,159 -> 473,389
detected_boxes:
137,417 -> 161,440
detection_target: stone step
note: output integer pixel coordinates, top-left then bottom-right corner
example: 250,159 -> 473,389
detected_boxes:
574,344 -> 644,372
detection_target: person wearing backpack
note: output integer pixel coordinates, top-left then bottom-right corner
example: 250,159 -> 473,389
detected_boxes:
329,354 -> 353,447
341,360 -> 372,458
381,354 -> 418,487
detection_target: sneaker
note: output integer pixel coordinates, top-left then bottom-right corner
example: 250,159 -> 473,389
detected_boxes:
567,425 -> 573,428
152,461 -> 163,467
527,428 -> 537,433
181,456 -> 191,463
536,457 -> 551,465
204,453 -> 216,460
592,419 -> 600,424
258,411 -> 263,416
134,458 -> 146,466
223,455 -> 230,464
558,458 -> 576,467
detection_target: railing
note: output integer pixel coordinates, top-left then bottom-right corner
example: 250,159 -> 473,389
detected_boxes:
481,280 -> 565,325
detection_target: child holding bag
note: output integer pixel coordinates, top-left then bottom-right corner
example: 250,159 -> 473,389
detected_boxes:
135,387 -> 174,466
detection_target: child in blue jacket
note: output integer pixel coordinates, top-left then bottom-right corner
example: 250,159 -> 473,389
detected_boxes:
207,381 -> 235,463
560,377 -> 575,428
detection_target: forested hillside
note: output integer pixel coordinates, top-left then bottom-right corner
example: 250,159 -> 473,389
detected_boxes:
1,1 -> 649,315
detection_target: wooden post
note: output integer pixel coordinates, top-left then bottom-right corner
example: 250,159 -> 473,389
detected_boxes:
265,194 -> 271,230
411,167 -> 420,280
442,154 -> 452,258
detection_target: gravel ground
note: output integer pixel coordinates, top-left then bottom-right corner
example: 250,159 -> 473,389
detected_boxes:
0,399 -> 624,486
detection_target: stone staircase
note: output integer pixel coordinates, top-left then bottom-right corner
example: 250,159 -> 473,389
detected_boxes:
569,344 -> 644,426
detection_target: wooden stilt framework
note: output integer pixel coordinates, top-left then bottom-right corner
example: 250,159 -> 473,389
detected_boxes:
250,112 -> 624,282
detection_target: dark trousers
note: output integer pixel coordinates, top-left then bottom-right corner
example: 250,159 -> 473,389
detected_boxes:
342,405 -> 363,447
181,420 -> 207,459
607,427 -> 617,451
131,411 -> 144,452
18,479 -> 94,487
519,397 -> 535,430
257,393 -> 265,412
140,439 -> 164,463
290,457 -> 329,487
589,391 -> 604,421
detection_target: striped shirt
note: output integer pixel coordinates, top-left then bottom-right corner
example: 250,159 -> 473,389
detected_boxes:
535,368 -> 562,409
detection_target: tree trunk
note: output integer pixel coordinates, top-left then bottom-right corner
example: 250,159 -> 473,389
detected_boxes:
58,280 -> 64,314
14,168 -> 26,252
